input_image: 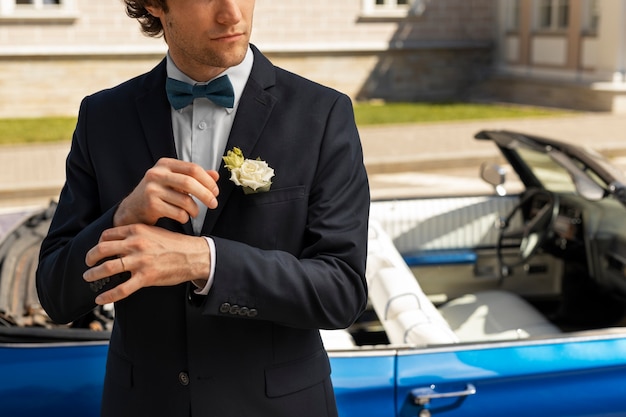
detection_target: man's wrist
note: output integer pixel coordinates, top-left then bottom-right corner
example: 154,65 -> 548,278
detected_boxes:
192,236 -> 215,295
112,200 -> 131,227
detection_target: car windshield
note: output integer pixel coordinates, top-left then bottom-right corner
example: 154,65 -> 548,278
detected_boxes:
517,147 -> 577,193
584,147 -> 626,185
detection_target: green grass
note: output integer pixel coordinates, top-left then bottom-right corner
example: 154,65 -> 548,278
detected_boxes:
0,103 -> 573,145
0,116 -> 77,146
353,101 -> 573,126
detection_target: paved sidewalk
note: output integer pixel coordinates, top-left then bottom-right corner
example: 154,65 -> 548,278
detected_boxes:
361,112 -> 626,174
0,142 -> 69,210
1,112 -> 625,210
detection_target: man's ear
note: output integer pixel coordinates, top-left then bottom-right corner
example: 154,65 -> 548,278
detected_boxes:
145,2 -> 164,18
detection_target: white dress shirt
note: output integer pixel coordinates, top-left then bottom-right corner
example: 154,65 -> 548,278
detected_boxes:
166,47 -> 254,293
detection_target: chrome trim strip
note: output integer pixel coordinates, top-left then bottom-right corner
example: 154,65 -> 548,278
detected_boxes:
395,328 -> 626,356
0,340 -> 109,349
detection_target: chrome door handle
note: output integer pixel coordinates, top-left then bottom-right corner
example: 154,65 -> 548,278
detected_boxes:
411,383 -> 477,405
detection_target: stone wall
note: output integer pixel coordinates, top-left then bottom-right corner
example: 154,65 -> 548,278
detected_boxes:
0,55 -> 162,118
472,76 -> 626,113
0,45 -> 493,119
0,0 -> 496,118
268,45 -> 493,102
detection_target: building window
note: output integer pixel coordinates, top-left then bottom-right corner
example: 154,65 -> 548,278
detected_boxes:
16,0 -> 61,5
374,0 -> 410,8
0,0 -> 77,20
582,0 -> 599,33
376,0 -> 409,7
361,0 -> 428,18
537,0 -> 569,31
506,0 -> 521,31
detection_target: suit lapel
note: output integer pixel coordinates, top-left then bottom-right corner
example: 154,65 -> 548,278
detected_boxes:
201,46 -> 278,235
135,59 -> 194,235
135,59 -> 178,164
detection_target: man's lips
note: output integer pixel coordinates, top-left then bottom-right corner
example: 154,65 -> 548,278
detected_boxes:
213,33 -> 245,42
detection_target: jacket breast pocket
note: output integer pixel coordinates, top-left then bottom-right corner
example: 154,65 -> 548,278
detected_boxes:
223,186 -> 308,251
240,185 -> 306,207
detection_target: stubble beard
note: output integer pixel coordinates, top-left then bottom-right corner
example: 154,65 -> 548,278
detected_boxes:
168,22 -> 249,76
197,44 -> 248,69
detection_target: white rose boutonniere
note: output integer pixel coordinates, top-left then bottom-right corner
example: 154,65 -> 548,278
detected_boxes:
223,147 -> 275,194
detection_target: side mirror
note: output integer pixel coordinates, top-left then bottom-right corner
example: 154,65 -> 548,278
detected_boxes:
480,162 -> 507,196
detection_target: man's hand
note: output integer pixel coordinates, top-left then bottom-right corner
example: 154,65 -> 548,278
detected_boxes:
83,224 -> 211,305
114,158 -> 220,227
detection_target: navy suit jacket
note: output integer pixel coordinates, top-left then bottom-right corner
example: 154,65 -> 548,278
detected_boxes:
37,45 -> 369,417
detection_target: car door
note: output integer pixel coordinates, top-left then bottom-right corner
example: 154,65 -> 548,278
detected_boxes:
394,331 -> 626,417
0,335 -> 108,417
330,349 -> 397,417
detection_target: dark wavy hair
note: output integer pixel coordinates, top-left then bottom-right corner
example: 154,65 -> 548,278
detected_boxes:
124,0 -> 169,37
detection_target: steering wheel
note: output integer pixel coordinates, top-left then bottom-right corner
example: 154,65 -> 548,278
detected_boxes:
496,188 -> 559,279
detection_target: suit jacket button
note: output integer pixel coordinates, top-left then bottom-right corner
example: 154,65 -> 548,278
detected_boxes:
219,303 -> 231,314
229,305 -> 240,315
247,309 -> 258,318
238,307 -> 249,316
179,372 -> 190,386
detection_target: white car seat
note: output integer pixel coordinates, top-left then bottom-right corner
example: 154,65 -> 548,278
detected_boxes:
367,221 -> 459,345
319,328 -> 357,350
366,220 -> 560,346
438,291 -> 560,342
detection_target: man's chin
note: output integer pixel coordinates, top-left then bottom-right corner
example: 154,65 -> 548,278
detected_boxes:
212,44 -> 249,68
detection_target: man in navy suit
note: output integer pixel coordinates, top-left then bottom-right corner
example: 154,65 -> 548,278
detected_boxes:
36,1 -> 369,416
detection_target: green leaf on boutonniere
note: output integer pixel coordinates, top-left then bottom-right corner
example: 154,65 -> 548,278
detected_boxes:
223,147 -> 275,194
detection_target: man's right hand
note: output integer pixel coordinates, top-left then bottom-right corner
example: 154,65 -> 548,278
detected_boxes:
114,158 -> 220,227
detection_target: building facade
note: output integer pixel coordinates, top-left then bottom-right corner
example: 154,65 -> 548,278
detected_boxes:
1,0 -> 624,118
483,0 -> 626,112
0,0 -> 494,118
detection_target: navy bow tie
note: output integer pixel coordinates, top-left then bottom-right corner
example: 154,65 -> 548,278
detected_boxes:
166,75 -> 235,110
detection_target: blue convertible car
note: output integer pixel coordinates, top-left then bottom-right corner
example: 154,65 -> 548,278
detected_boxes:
2,130 -> 626,416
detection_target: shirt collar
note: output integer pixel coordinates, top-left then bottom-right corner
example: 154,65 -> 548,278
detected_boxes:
166,46 -> 254,113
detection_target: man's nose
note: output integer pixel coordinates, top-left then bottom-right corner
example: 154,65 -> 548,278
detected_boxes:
216,0 -> 243,25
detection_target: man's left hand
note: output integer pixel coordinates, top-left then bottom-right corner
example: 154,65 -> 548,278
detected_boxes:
83,224 -> 211,305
